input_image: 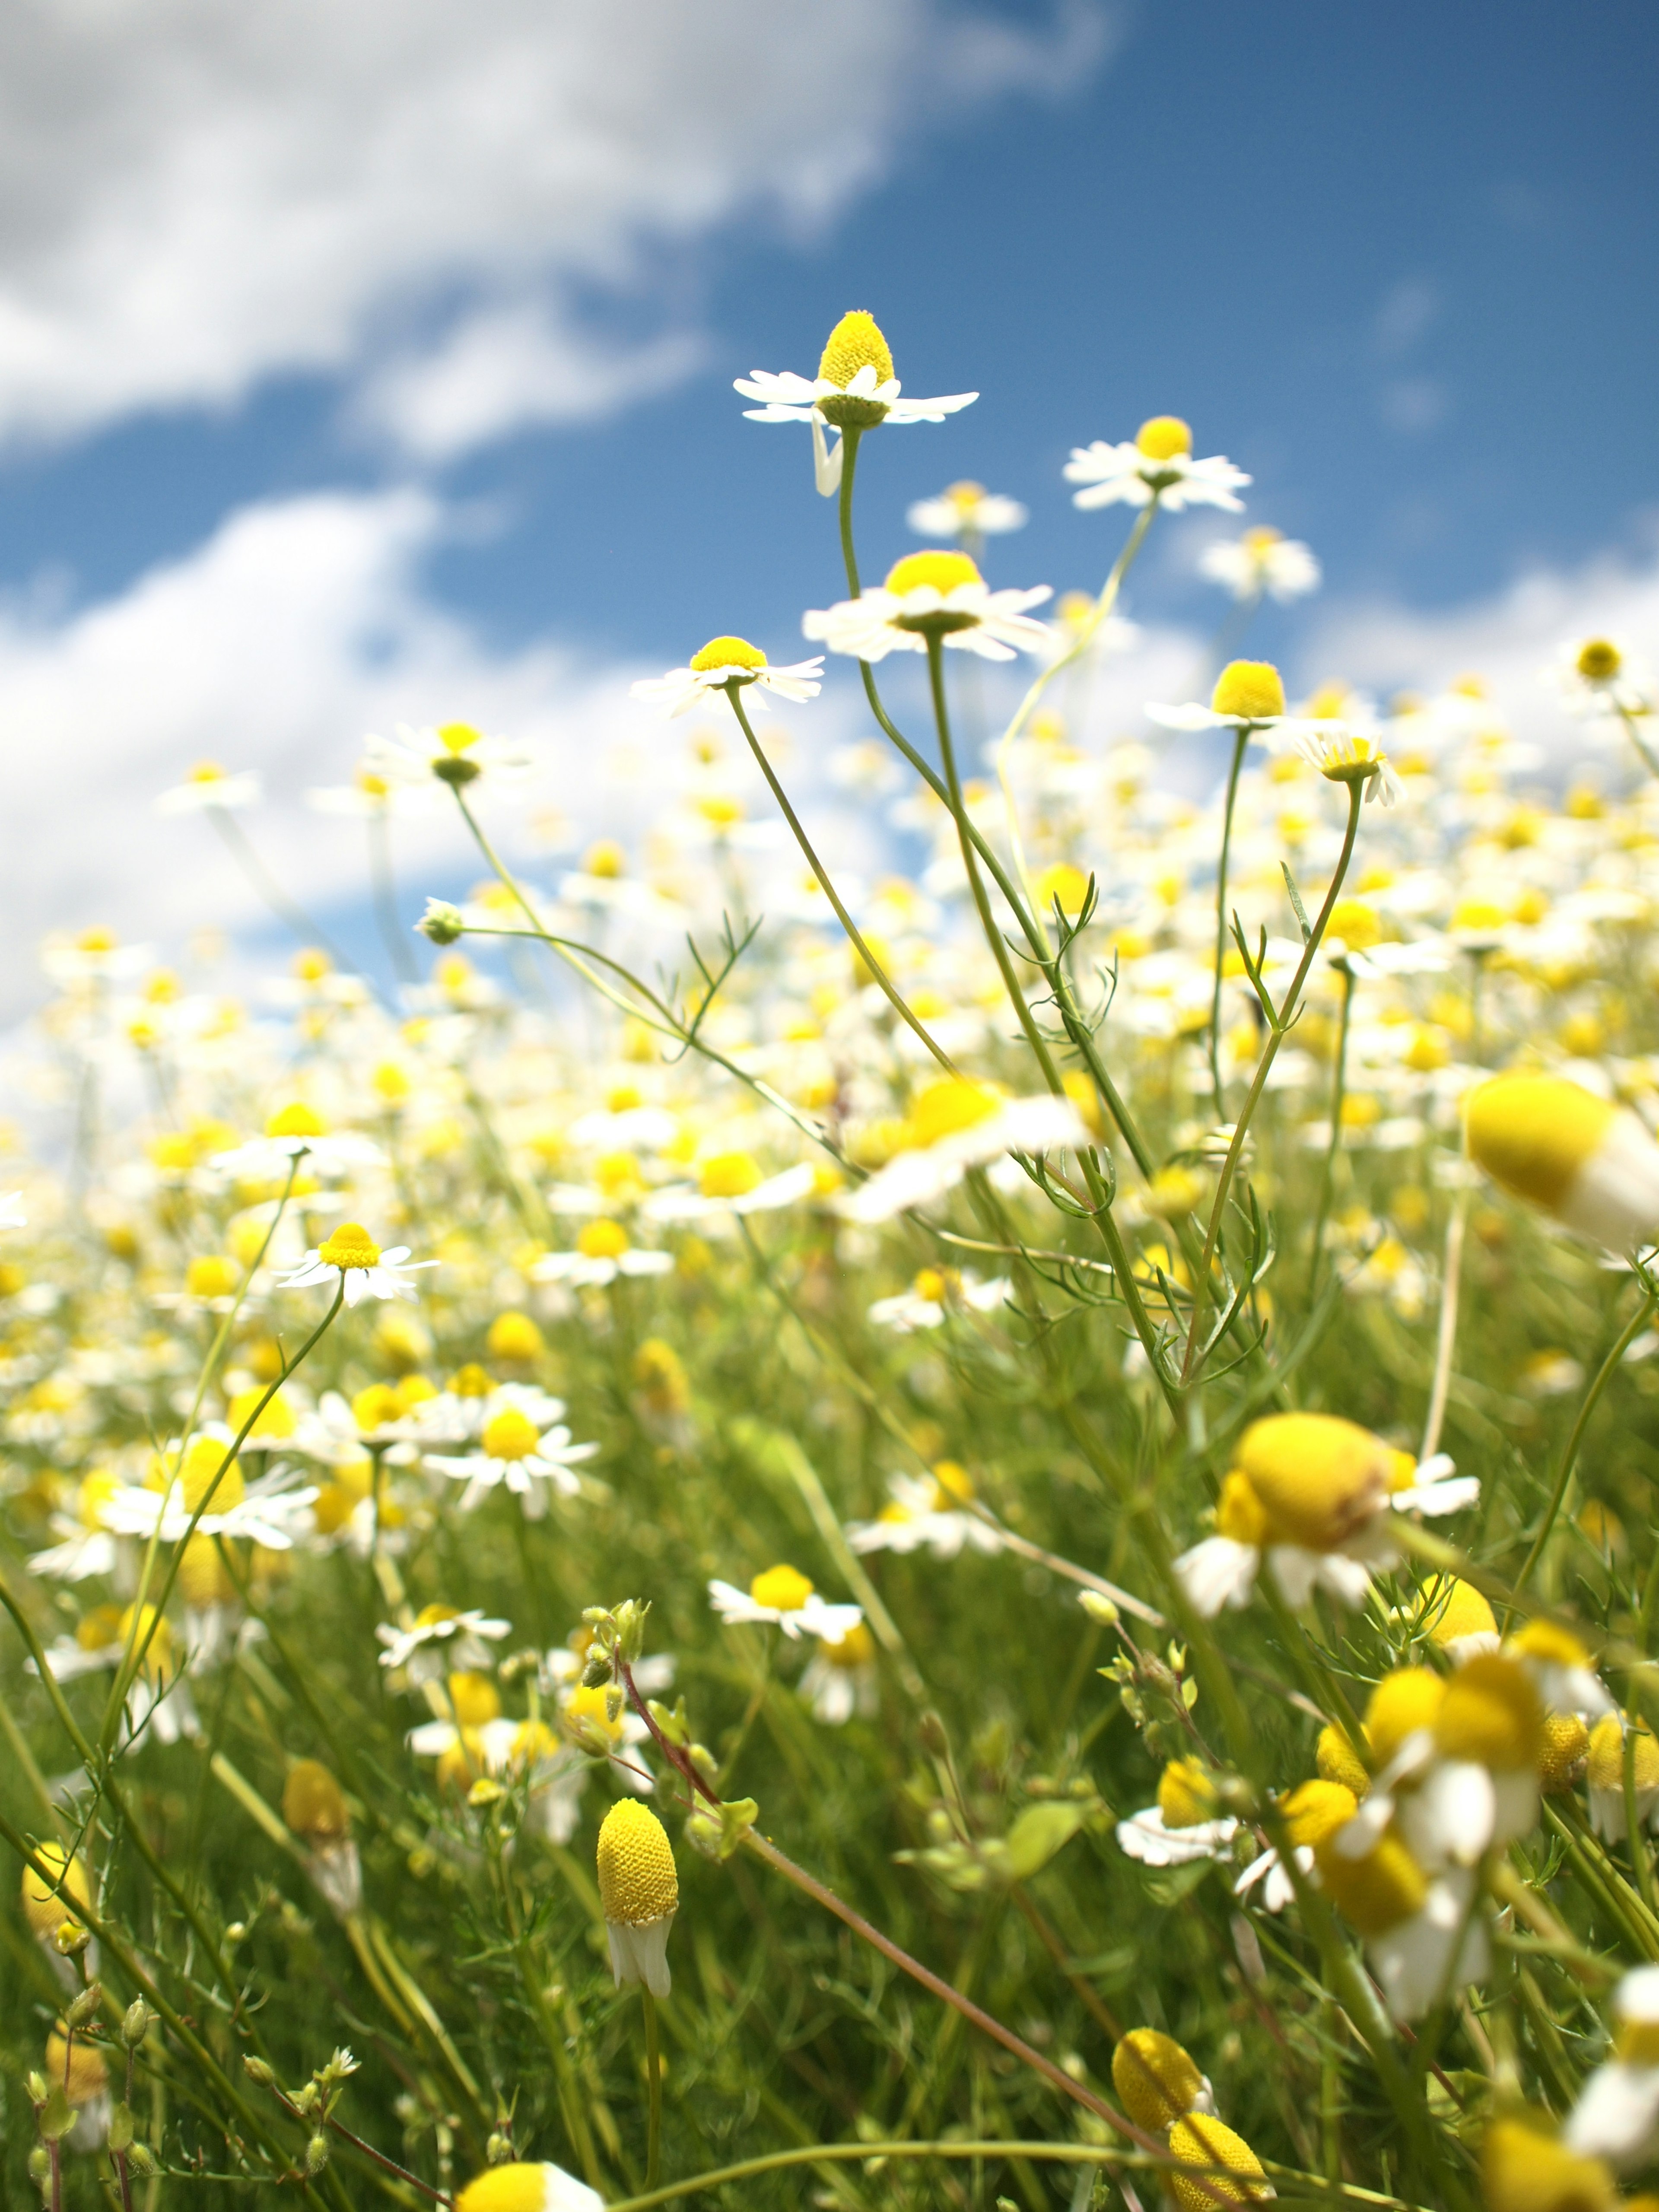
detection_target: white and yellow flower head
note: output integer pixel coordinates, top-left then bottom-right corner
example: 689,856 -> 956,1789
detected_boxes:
1416,1574 -> 1499,1660
837,1079 -> 1087,1224
1316,1824 -> 1487,2019
803,550 -> 1053,667
1465,1072 -> 1659,1253
906,480 -> 1028,543
1065,416 -> 1250,514
1117,1758 -> 1239,1869
708,1564 -> 863,1644
1485,2112 -> 1617,2212
21,1843 -> 95,1945
631,636 -> 824,720
1586,1714 -> 1659,1843
1200,526 -> 1321,604
596,1798 -> 678,1998
1110,2027 -> 1213,2133
735,310 -> 977,494
279,1223 -> 435,1308
456,2162 -> 603,2212
1565,1966 -> 1659,2169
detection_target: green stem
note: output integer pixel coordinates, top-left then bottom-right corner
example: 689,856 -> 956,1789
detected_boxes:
642,1987 -> 662,2190
723,683 -> 954,1071
1309,960 -> 1356,1289
1208,725 -> 1251,1119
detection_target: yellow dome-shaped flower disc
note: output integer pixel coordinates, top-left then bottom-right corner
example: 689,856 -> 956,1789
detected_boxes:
1364,1668 -> 1445,1768
1315,1830 -> 1428,1939
1434,1653 -> 1544,1772
1233,1412 -> 1393,1551
818,310 -> 893,390
690,636 -> 767,674
1465,1074 -> 1615,1215
596,1799 -> 679,1928
1111,2027 -> 1206,2133
1210,660 -> 1286,721
884,550 -> 982,598
1166,2114 -> 1272,2211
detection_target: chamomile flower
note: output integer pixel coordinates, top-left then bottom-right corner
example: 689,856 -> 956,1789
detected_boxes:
456,2162 -> 604,2212
906,481 -> 1027,542
1117,1758 -> 1239,1867
1234,1778 -> 1360,1913
531,1220 -> 674,1287
804,550 -> 1052,665
1484,2117 -> 1617,2212
641,1154 -> 815,1224
798,1621 -> 880,1725
1565,1967 -> 1659,2167
26,1466 -> 127,1582
846,1463 -> 1003,1558
1147,660 -> 1343,748
1199,527 -> 1321,603
709,1564 -> 863,1644
100,1437 -> 318,1550
376,1603 -> 511,1678
1065,416 -> 1249,514
734,309 -> 976,496
1506,1618 -> 1615,1722
1111,2028 -> 1214,2134
155,760 -> 262,814
865,1266 -> 1011,1331
1174,1414 -> 1476,1619
1465,1071 -> 1659,1254
211,1103 -> 385,1182
363,720 -> 532,792
426,1403 -> 598,1512
1315,1824 -> 1488,2021
1550,637 -> 1653,722
278,1222 -> 434,1307
837,1079 -> 1088,1225
631,637 -> 823,718
597,1797 -> 678,1998
1586,1715 -> 1659,1842
1295,724 -> 1399,806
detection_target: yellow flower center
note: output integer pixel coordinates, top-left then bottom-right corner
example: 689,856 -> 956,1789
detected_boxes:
76,1469 -> 121,1532
905,1078 -> 1002,1147
564,1683 -> 624,1742
750,1563 -> 816,1613
1166,2115 -> 1272,2211
1512,1618 -> 1593,1670
352,1382 -> 405,1432
77,925 -> 117,952
75,1604 -> 121,1652
946,480 -> 986,511
283,1758 -> 351,1843
45,2031 -> 108,2107
456,2166 -> 562,2212
690,636 -> 768,674
438,722 -> 482,754
487,1310 -> 544,1362
117,1602 -> 174,1681
1279,1778 -> 1360,1850
1434,1653 -> 1544,1772
824,1621 -> 877,1670
1618,2003 -> 1659,2068
449,1671 -> 502,1726
226,1384 -> 297,1440
156,1436 -> 245,1516
1215,1468 -> 1271,1545
912,1268 -> 948,1303
1364,1667 -> 1445,1767
931,1459 -> 974,1506
1317,1723 -> 1370,1796
1577,639 -> 1622,681
583,838 -> 626,879
416,1602 -> 460,1628
1539,1712 -> 1590,1793
817,309 -> 894,390
266,1101 -> 326,1139
318,1222 -> 382,1270
1465,1074 -> 1615,1215
1417,1575 -> 1497,1648
576,1218 -> 630,1262
1316,1829 -> 1428,1937
1242,526 -> 1283,552
187,758 -> 226,783
1232,1412 -> 1393,1551
481,1408 -> 541,1462
185,1255 -> 238,1301
1136,415 -> 1193,461
1482,2116 -> 1616,2212
1210,660 -> 1287,721
178,1533 -> 237,1608
20,1843 -> 93,1940
1034,861 -> 1091,917
1588,1714 -> 1659,1792
596,1798 -> 679,1927
884,550 -> 982,598
1112,2028 -> 1207,2133
699,1151 -> 763,1198
1157,1758 -> 1221,1831
1326,898 -> 1382,952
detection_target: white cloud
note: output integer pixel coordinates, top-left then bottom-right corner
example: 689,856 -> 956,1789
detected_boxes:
1303,532 -> 1659,747
0,0 -> 1113,458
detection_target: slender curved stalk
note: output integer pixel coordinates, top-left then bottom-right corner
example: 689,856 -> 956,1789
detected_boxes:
1308,958 -> 1356,1289
1420,1194 -> 1468,1462
368,807 -> 420,986
1208,726 -> 1251,1117
722,683 -> 955,1071
1510,1286 -> 1658,1606
207,804 -> 369,989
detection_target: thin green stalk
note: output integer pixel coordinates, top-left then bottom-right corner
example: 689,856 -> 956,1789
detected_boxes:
1179,775 -> 1370,1386
1510,1286 -> 1657,1606
1208,725 -> 1251,1118
1309,959 -> 1357,1289
368,805 -> 420,985
723,683 -> 954,1070
642,1988 -> 662,2190
207,804 -> 368,990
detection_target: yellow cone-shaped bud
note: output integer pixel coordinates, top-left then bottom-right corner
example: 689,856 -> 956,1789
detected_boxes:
1233,1413 -> 1394,1552
1465,1073 -> 1659,1252
1315,1830 -> 1428,1938
1210,661 -> 1285,723
818,309 -> 893,390
283,1759 -> 352,1845
1111,2027 -> 1207,2133
1434,1654 -> 1544,1773
1166,2113 -> 1273,2210
1316,1723 -> 1370,1796
1538,1712 -> 1590,1794
1364,1668 -> 1445,1768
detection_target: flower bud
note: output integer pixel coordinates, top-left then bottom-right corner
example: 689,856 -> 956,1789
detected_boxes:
122,1999 -> 153,2050
305,2133 -> 331,2174
419,900 -> 465,946
1078,1590 -> 1120,1627
243,2055 -> 277,2085
127,2143 -> 160,2177
28,2147 -> 51,2187
66,1981 -> 102,2028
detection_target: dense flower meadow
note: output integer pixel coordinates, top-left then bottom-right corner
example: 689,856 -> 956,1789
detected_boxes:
7,309 -> 1659,2212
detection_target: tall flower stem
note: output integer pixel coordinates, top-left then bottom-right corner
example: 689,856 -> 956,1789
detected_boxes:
1420,1195 -> 1468,1462
1308,958 -> 1357,1288
723,683 -> 955,1071
368,806 -> 420,985
207,804 -> 368,990
642,1988 -> 662,2189
1208,725 -> 1251,1118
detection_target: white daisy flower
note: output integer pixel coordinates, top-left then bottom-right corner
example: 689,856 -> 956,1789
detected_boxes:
846,1465 -> 1004,1559
305,760 -> 443,818
426,1403 -> 599,1512
1550,636 -> 1654,721
376,1604 -> 511,1676
33,1607 -> 199,1745
1147,658 -> 1344,747
1065,416 -> 1249,513
866,1266 -> 1011,1332
631,636 -> 823,718
805,550 -> 1052,666
154,760 -> 262,814
1199,528 -> 1321,604
709,1565 -> 863,1644
278,1223 -> 435,1308
734,309 -> 976,495
641,1157 -> 815,1225
1566,1967 -> 1659,2168
798,1621 -> 880,1725
531,1221 -> 674,1288
837,1080 -> 1087,1226
401,1376 -> 567,1446
210,1103 -> 385,1182
100,1440 -> 318,1551
362,719 -> 532,792
1294,724 -> 1401,807
26,1467 -> 130,1582
906,481 -> 1027,541
1118,1762 -> 1240,1867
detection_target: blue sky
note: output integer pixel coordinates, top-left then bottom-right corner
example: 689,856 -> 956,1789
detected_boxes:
0,0 -> 1654,998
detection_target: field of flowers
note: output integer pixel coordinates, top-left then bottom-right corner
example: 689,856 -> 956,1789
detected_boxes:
8,309 -> 1659,2212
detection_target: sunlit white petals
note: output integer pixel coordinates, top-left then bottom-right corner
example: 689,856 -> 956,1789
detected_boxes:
641,1162 -> 816,1224
1200,531 -> 1321,603
906,484 -> 1027,540
1369,1867 -> 1489,2022
708,1577 -> 863,1643
102,1470 -> 318,1550
1116,1805 -> 1238,1866
631,655 -> 823,719
376,1608 -> 510,1673
1065,439 -> 1249,514
804,579 -> 1052,665
837,1093 -> 1087,1226
155,764 -> 262,814
279,1243 -> 433,1306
